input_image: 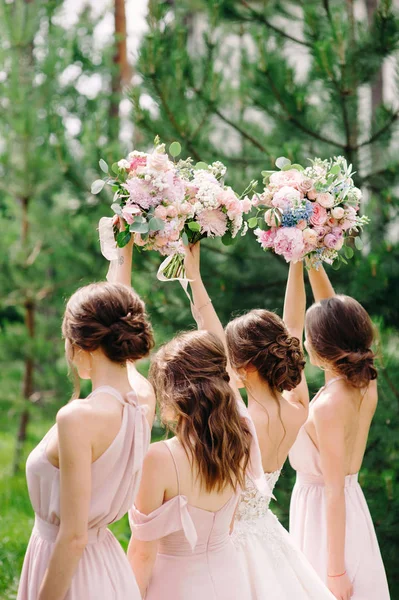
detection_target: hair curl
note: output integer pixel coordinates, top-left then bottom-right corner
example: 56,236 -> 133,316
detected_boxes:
225,309 -> 305,392
306,295 -> 377,388
149,330 -> 252,493
62,282 -> 154,364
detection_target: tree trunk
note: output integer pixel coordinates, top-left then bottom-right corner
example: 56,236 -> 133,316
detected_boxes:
13,198 -> 35,474
109,0 -> 130,141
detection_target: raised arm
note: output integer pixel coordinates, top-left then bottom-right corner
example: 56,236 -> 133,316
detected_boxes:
308,265 -> 335,302
184,243 -> 237,387
282,261 -> 309,411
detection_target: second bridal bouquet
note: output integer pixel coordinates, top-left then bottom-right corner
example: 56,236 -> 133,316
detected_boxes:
250,156 -> 369,269
93,138 -> 254,280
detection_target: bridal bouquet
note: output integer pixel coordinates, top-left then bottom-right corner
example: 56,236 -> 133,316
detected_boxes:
92,138 -> 254,280
249,156 -> 369,269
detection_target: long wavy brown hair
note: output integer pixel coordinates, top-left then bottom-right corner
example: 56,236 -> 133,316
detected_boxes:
149,330 -> 252,493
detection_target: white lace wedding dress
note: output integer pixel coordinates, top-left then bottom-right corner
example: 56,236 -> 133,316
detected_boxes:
232,471 -> 335,599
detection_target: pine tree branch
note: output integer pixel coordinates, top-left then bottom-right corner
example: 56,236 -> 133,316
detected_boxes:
150,75 -> 202,161
239,0 -> 312,48
356,110 -> 399,149
193,88 -> 269,155
260,69 -> 346,149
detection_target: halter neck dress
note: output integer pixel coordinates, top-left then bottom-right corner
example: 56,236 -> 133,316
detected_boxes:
17,385 -> 150,600
129,439 -> 250,600
289,377 -> 390,599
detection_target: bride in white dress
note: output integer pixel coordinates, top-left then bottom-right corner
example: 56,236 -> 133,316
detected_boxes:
184,243 -> 335,600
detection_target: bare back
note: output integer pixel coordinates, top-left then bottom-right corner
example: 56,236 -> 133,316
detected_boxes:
306,378 -> 378,474
160,438 -> 238,512
249,393 -> 308,474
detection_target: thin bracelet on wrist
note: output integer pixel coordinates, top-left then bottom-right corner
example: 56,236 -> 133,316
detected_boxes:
196,298 -> 212,311
327,570 -> 346,578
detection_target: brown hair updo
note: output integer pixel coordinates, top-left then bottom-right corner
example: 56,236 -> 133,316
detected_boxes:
306,295 -> 377,388
149,330 -> 251,493
225,310 -> 305,392
62,282 -> 154,363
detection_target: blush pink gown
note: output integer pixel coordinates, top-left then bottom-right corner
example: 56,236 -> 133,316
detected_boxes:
129,440 -> 250,600
289,377 -> 390,599
17,386 -> 150,600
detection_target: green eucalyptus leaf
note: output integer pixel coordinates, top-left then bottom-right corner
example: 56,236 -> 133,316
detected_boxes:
188,221 -> 201,232
344,245 -> 354,259
169,141 -> 182,158
331,260 -> 341,271
275,156 -> 291,170
129,221 -> 149,234
148,217 -> 165,232
248,217 -> 258,229
99,159 -> 109,173
111,203 -> 122,215
355,236 -> 363,250
221,234 -> 234,246
195,161 -> 209,170
91,179 -> 105,194
290,163 -> 305,171
112,162 -> 120,174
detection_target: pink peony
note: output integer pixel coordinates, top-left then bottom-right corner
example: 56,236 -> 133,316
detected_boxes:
122,204 -> 142,225
125,178 -> 161,210
274,227 -> 305,262
310,202 -> 328,226
269,169 -> 305,191
316,192 -> 335,208
197,209 -> 228,237
272,186 -> 302,211
331,206 -> 345,220
154,205 -> 168,220
255,227 -> 277,249
226,198 -> 243,218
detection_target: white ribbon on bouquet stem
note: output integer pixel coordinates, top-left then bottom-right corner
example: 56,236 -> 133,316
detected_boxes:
98,217 -> 120,283
157,252 -> 197,311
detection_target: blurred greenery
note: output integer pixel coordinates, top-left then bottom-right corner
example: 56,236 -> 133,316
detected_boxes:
0,0 -> 398,598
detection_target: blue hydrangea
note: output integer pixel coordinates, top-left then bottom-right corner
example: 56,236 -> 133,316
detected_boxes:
281,200 -> 314,227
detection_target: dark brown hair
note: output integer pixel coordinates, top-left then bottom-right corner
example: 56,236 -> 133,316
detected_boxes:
62,282 -> 154,364
225,309 -> 305,392
149,330 -> 252,492
306,295 -> 377,388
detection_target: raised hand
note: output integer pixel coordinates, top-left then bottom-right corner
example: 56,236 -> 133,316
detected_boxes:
183,242 -> 201,280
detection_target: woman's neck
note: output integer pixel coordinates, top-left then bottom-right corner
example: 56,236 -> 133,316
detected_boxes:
90,359 -> 133,394
245,372 -> 278,407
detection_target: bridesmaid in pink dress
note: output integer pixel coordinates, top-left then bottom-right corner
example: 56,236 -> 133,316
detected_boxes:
289,265 -> 390,600
17,281 -> 155,600
128,330 -> 266,599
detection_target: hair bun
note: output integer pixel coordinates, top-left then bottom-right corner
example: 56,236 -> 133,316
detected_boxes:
267,333 -> 305,392
336,348 -> 377,388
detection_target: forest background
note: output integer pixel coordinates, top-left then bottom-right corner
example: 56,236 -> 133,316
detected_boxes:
0,0 -> 398,598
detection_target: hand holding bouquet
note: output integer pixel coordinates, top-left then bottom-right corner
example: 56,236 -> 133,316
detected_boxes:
249,156 -> 369,269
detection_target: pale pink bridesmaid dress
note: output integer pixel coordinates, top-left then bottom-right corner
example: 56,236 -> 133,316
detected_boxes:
129,440 -> 250,600
289,377 -> 390,599
17,386 -> 150,600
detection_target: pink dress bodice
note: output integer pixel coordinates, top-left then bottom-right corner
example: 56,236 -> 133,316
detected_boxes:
18,385 -> 150,600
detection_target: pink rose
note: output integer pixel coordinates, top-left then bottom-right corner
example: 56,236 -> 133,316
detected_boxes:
274,227 -> 305,262
185,182 -> 199,202
269,169 -> 305,191
272,186 -> 301,211
154,205 -> 168,220
255,227 -> 277,249
298,178 -> 314,195
307,189 -> 317,200
254,190 -> 274,207
296,220 -> 307,231
166,205 -> 178,218
316,192 -> 335,208
226,198 -> 243,218
180,202 -> 193,216
129,155 -> 147,172
331,226 -> 343,238
310,203 -> 328,226
324,233 -> 343,250
313,225 -> 329,240
331,206 -> 345,220
326,217 -> 338,228
303,228 -> 318,246
147,150 -> 170,172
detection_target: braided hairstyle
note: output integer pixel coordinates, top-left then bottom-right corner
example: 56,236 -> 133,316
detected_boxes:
306,295 -> 377,388
225,309 -> 305,392
62,282 -> 154,364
